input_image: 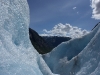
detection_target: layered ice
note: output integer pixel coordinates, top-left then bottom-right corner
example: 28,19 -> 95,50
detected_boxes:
0,0 -> 58,75
43,23 -> 100,75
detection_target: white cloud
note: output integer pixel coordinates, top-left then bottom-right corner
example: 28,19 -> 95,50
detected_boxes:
40,23 -> 90,38
91,0 -> 100,19
73,7 -> 77,10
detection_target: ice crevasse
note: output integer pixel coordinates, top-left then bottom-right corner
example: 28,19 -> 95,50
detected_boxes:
0,0 -> 58,75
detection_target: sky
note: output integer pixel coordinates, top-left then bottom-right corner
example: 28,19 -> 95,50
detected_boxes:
27,0 -> 100,38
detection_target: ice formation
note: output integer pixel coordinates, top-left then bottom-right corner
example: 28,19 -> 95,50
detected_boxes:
0,0 -> 58,75
43,23 -> 100,75
1,0 -> 100,75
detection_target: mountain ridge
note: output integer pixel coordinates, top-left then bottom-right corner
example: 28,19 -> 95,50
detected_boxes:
29,28 -> 71,54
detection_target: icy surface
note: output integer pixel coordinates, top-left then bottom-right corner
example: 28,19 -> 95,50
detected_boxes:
43,23 -> 100,75
0,0 -> 58,75
1,0 -> 100,75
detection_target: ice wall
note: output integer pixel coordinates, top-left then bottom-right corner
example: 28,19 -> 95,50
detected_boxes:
0,0 -> 57,75
43,23 -> 100,75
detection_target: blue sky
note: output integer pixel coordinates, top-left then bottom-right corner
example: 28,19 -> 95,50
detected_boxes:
27,0 -> 100,38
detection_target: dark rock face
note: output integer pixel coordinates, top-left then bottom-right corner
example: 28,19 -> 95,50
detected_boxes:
42,36 -> 71,49
29,28 -> 52,54
29,28 -> 71,54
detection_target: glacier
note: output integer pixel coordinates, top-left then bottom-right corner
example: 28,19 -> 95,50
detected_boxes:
43,22 -> 100,75
1,0 -> 100,75
0,0 -> 58,75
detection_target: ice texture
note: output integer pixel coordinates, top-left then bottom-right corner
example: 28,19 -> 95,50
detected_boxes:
1,0 -> 100,75
0,0 -> 58,75
43,23 -> 100,75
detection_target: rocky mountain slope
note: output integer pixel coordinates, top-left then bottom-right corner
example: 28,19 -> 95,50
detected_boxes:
29,28 -> 71,54
29,28 -> 52,54
42,36 -> 71,49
